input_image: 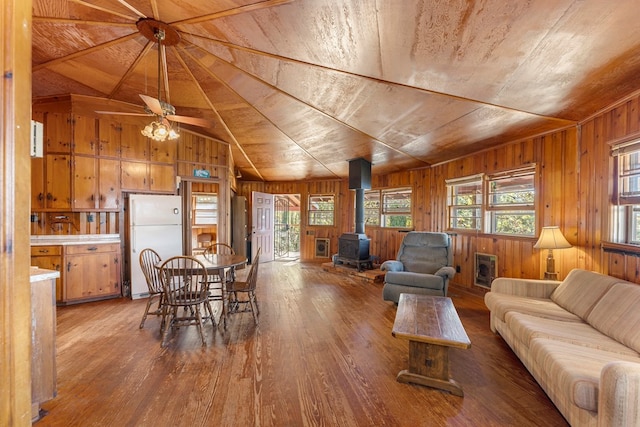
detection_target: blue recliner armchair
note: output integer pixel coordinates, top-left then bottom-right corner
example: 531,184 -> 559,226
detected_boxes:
381,231 -> 456,303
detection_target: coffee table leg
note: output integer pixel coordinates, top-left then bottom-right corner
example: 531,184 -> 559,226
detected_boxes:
396,340 -> 464,397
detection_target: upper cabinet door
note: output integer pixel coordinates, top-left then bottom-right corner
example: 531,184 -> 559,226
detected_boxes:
150,138 -> 176,163
98,158 -> 120,209
72,115 -> 97,156
120,122 -> 149,160
46,154 -> 72,209
98,118 -> 121,158
45,112 -> 72,154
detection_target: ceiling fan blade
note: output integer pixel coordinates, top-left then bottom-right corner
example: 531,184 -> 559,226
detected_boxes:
95,110 -> 151,117
167,115 -> 215,127
139,94 -> 164,116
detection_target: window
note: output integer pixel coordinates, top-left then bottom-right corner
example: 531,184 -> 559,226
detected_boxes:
308,194 -> 334,226
363,187 -> 412,228
447,175 -> 483,230
364,190 -> 380,226
486,168 -> 536,236
446,166 -> 536,236
611,140 -> 640,244
382,188 -> 412,227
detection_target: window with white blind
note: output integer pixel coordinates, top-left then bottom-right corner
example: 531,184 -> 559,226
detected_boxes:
447,166 -> 537,236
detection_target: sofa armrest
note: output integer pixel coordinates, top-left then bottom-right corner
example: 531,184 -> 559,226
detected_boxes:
490,277 -> 561,298
434,266 -> 456,280
599,361 -> 640,427
381,260 -> 403,272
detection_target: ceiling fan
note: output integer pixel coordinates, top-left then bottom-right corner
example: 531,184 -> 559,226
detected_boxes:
96,19 -> 213,140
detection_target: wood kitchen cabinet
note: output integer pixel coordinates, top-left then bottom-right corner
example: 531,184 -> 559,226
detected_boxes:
31,111 -> 74,210
150,138 -> 176,163
44,111 -> 72,154
120,122 -> 149,160
72,114 -> 98,156
30,246 -> 64,304
73,155 -> 120,210
98,118 -> 121,157
31,243 -> 121,304
44,153 -> 72,210
64,243 -> 121,303
121,160 -> 176,193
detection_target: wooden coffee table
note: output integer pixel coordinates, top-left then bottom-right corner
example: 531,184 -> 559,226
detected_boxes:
392,293 -> 471,396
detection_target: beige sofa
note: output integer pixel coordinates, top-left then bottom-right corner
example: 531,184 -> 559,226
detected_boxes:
484,269 -> 640,427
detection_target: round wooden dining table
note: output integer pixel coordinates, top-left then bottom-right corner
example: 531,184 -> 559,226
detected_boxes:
193,253 -> 247,329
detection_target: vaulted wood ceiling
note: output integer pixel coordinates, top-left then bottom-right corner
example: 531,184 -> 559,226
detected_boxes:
32,0 -> 640,181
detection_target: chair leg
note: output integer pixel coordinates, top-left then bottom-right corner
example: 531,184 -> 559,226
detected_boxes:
160,306 -> 176,347
252,291 -> 260,314
139,297 -> 153,329
249,295 -> 258,324
204,300 -> 216,327
194,305 -> 206,346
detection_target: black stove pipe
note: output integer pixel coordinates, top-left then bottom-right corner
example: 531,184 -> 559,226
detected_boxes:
354,188 -> 365,234
349,158 -> 371,235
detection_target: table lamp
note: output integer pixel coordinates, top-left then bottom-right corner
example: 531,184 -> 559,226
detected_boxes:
534,226 -> 572,280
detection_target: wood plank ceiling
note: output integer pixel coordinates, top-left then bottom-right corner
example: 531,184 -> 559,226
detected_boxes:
32,0 -> 640,182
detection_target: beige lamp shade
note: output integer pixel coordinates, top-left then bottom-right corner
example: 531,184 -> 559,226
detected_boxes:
534,226 -> 572,250
534,226 -> 571,280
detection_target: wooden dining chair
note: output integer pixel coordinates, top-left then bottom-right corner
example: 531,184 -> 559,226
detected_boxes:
203,243 -> 235,256
138,248 -> 165,329
203,242 -> 236,288
159,256 -> 214,347
226,248 -> 261,324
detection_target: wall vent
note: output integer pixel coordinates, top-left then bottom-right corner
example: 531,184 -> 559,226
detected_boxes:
315,238 -> 330,258
475,253 -> 497,289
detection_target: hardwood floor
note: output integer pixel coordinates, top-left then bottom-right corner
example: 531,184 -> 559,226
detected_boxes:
36,261 -> 568,426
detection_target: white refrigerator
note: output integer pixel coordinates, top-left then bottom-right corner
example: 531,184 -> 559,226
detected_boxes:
128,194 -> 183,299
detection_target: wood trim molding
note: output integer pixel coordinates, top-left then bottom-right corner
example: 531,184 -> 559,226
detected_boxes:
1,0 -> 34,425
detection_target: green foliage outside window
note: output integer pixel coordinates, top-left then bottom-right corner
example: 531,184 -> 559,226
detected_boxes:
308,195 -> 334,226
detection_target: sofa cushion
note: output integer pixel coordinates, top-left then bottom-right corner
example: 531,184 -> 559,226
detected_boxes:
550,269 -> 621,319
587,283 -> 640,354
505,311 -> 639,357
484,292 -> 583,323
529,338 -> 640,412
384,271 -> 444,290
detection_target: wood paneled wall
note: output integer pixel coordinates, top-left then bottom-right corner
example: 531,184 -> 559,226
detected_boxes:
236,180 -> 349,261
581,91 -> 640,283
236,89 -> 640,290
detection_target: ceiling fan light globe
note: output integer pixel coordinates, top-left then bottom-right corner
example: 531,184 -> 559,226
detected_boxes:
153,124 -> 169,139
141,123 -> 154,138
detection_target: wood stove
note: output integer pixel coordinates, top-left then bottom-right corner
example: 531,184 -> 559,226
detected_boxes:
333,158 -> 373,271
338,233 -> 370,260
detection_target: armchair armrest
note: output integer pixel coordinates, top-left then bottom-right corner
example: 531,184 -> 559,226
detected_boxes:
490,277 -> 561,299
434,266 -> 456,280
599,361 -> 640,427
380,260 -> 403,272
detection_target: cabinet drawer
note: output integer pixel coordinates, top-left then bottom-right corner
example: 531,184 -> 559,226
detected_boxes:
31,246 -> 62,256
65,243 -> 119,255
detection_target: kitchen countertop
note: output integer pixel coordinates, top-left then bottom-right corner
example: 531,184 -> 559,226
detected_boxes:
30,267 -> 60,282
31,234 -> 121,246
